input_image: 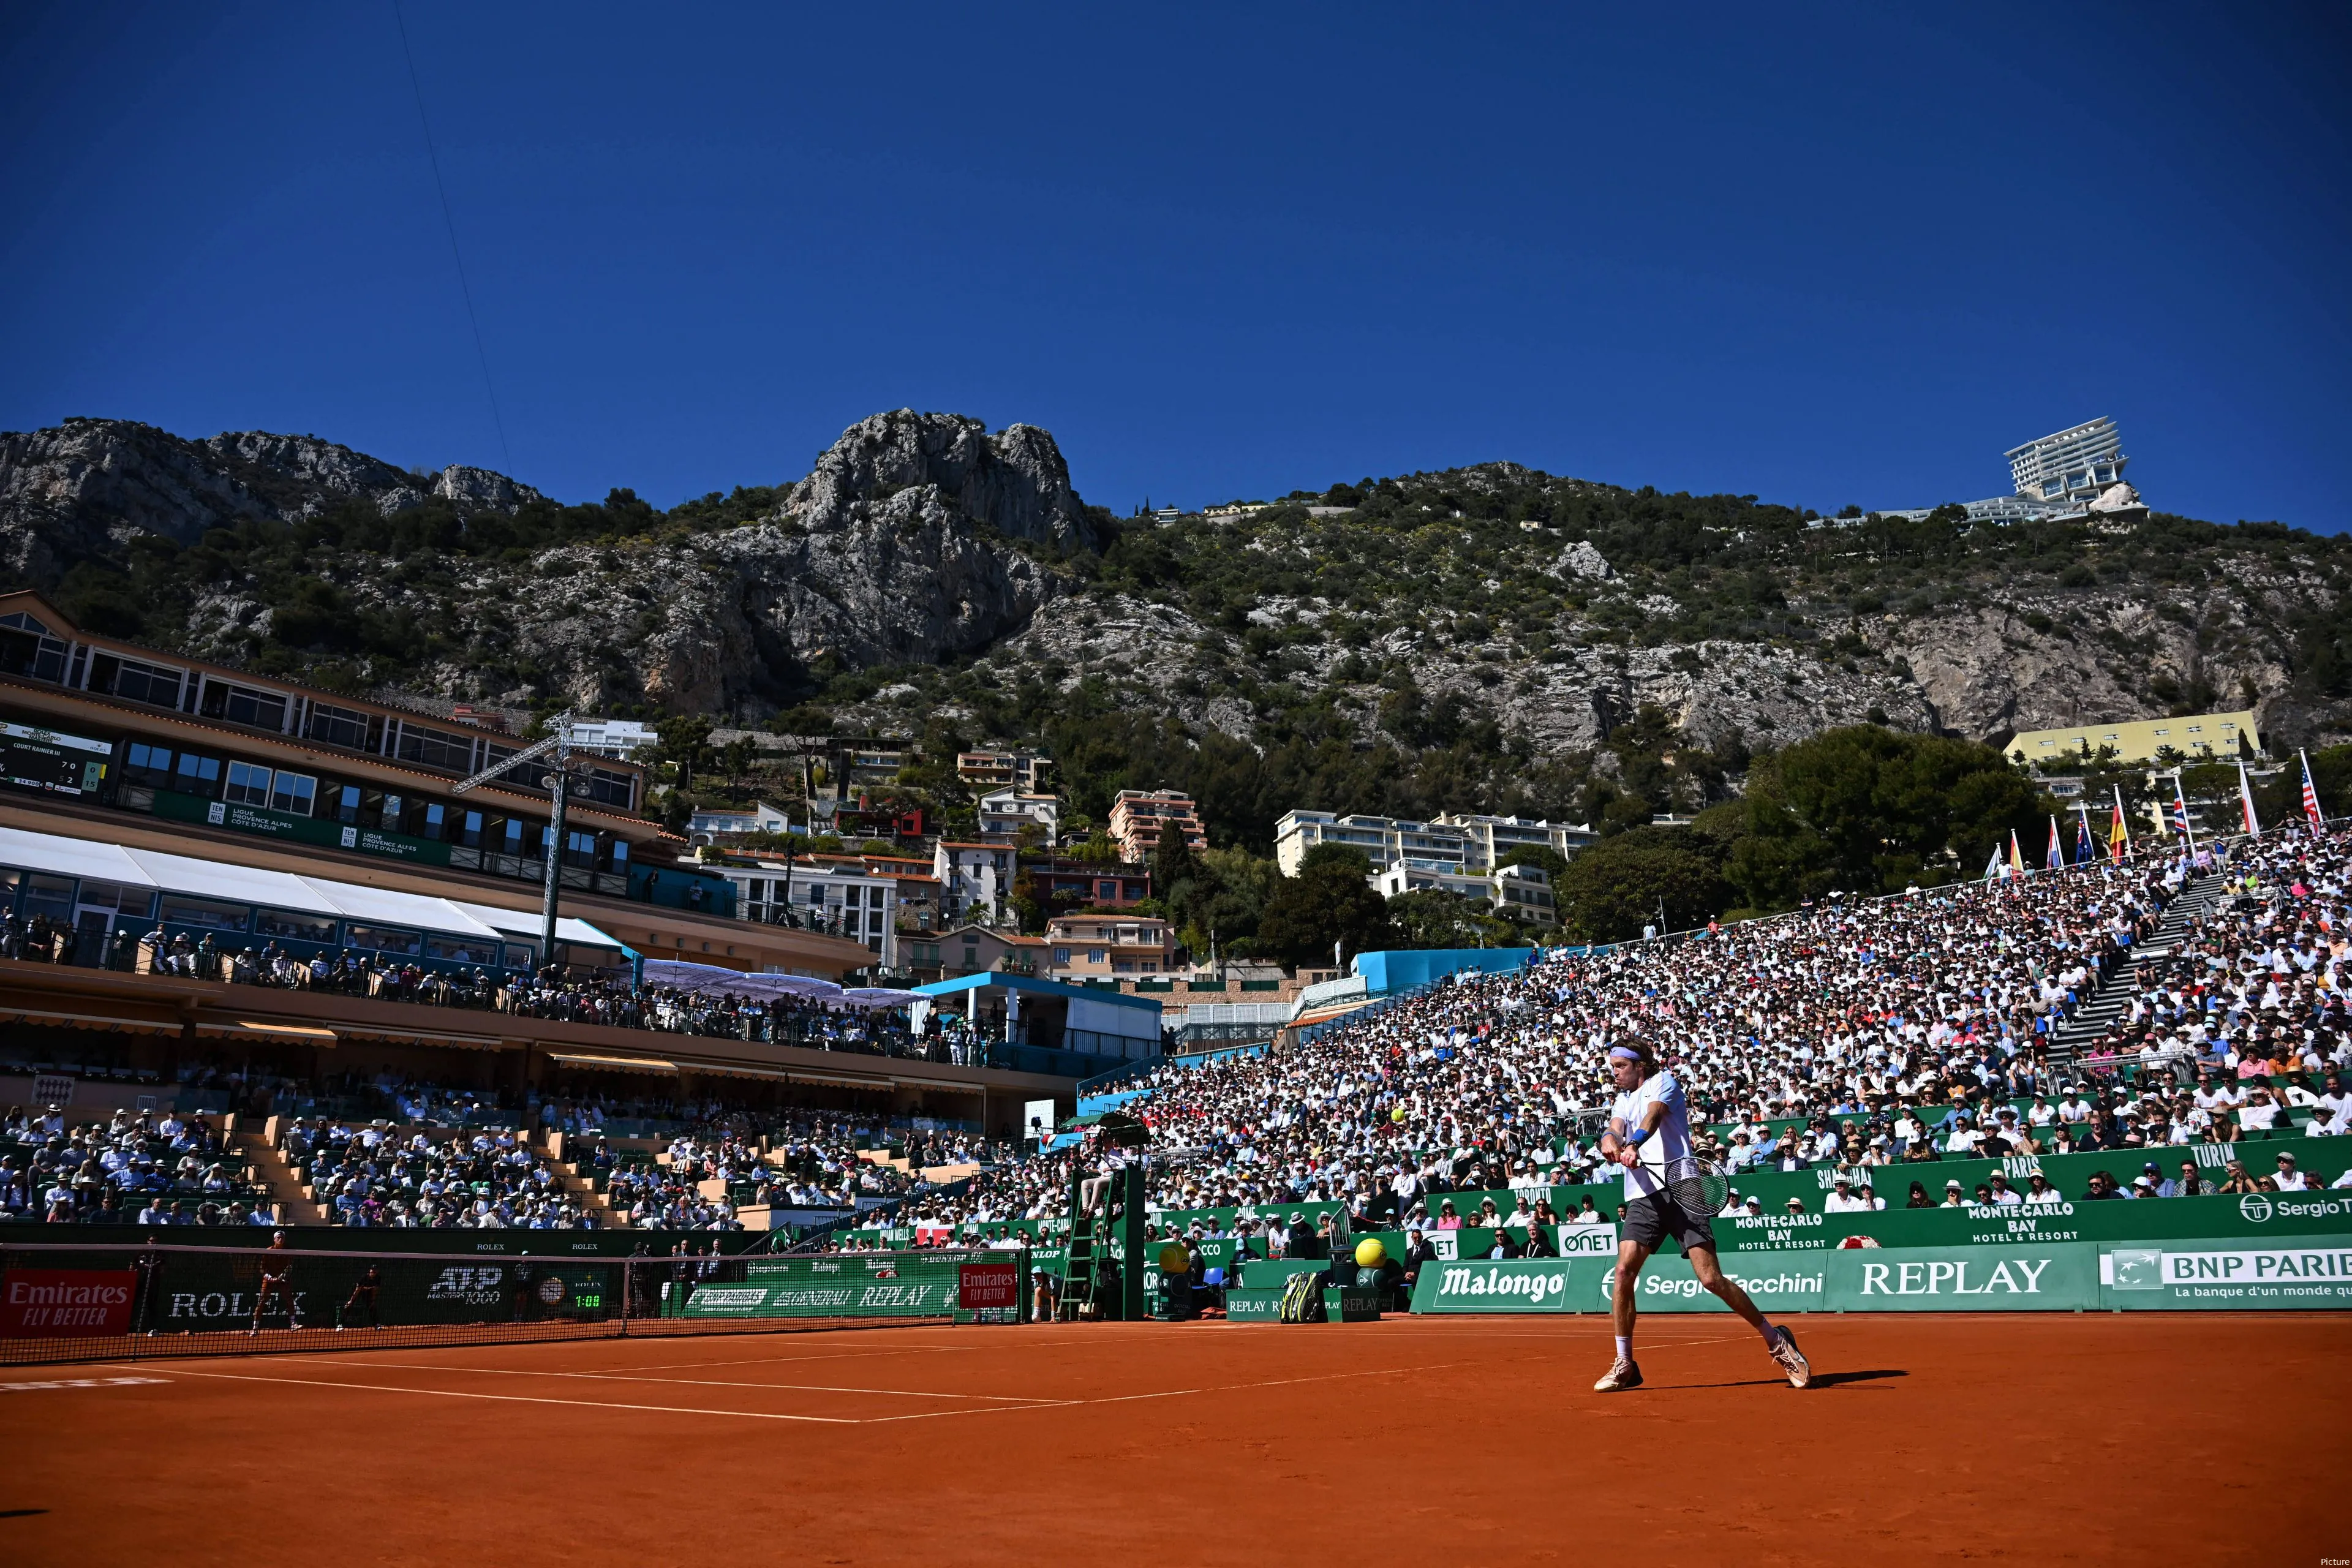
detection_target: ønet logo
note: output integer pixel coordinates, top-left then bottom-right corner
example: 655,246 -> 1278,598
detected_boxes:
2239,1194 -> 2273,1224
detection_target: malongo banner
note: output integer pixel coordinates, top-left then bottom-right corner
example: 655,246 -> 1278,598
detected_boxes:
1412,1245 -> 2097,1314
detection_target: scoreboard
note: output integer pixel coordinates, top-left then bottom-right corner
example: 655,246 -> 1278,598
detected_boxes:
0,720 -> 110,797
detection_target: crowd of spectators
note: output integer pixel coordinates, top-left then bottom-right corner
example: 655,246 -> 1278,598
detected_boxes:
0,1104 -> 273,1226
282,1117 -> 594,1229
60,924 -> 938,1059
897,831 -> 2352,1240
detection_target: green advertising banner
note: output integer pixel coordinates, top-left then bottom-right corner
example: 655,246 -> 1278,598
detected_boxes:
678,1251 -> 1019,1320
1711,1190 -> 2352,1254
2099,1234 -> 2352,1311
1409,1244 -> 2097,1315
151,788 -> 452,866
137,1251 -> 617,1332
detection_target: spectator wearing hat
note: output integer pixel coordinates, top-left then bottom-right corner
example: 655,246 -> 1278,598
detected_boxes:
2272,1152 -> 2310,1192
1984,1174 -> 2024,1207
1822,1177 -> 1869,1215
1904,1181 -> 1933,1209
1939,1178 -> 1967,1208
2021,1172 -> 2065,1206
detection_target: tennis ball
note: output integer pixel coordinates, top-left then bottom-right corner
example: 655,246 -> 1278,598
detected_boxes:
1158,1243 -> 1191,1273
1354,1237 -> 1387,1268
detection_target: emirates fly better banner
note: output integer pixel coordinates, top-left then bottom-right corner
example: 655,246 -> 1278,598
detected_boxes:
1,1270 -> 137,1336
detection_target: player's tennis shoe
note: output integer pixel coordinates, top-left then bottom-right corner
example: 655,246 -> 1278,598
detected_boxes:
1766,1327 -> 1811,1389
1593,1356 -> 1643,1392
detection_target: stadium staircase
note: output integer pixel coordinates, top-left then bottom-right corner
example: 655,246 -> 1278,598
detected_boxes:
2049,870 -> 2224,1062
539,1132 -> 622,1227
239,1117 -> 326,1224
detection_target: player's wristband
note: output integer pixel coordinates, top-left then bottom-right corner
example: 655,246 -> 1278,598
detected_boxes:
1627,1128 -> 1651,1149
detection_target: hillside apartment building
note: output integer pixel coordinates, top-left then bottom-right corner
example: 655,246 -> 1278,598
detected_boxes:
2006,709 -> 2261,769
1107,789 -> 1207,862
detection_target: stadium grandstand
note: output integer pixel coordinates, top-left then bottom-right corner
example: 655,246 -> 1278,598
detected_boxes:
0,591 -> 1096,1266
856,826 -> 2352,1293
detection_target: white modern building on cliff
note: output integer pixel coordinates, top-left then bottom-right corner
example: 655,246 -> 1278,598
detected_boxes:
1838,416 -> 2146,528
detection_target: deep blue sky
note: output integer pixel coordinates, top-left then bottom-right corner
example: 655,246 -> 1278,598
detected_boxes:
2,4 -> 2345,528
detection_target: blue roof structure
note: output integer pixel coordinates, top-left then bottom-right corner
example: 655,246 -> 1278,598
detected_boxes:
1352,946 -> 1536,995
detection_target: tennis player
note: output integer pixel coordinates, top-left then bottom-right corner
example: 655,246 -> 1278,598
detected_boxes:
249,1230 -> 299,1336
1594,1039 -> 1810,1392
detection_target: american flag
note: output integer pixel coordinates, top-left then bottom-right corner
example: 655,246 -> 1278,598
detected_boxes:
2301,748 -> 2326,830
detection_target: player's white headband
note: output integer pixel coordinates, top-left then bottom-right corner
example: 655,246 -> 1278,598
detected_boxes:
1607,1046 -> 1643,1063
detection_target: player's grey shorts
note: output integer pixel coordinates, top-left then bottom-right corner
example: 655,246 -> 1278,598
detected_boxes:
1622,1191 -> 1716,1253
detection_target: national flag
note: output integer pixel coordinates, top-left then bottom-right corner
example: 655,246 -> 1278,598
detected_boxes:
2301,748 -> 2326,830
2108,786 -> 2130,864
2238,760 -> 2261,836
1983,843 -> 2004,881
2075,807 -> 2095,865
2008,829 -> 2026,876
2171,775 -> 2194,839
2045,815 -> 2063,870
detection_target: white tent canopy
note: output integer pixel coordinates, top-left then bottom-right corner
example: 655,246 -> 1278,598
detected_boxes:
0,822 -> 624,956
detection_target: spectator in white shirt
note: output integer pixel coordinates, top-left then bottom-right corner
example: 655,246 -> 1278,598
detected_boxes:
1822,1177 -> 1868,1214
2021,1172 -> 2065,1205
1984,1174 -> 2025,1207
2272,1153 -> 2310,1192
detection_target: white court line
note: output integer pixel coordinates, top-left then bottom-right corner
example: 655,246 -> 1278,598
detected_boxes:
271,1359 -> 1066,1401
2,1375 -> 171,1393
91,1362 -> 858,1423
858,1360 -> 1471,1424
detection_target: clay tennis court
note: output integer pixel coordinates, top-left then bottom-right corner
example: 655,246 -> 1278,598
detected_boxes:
1,1313 -> 2339,1564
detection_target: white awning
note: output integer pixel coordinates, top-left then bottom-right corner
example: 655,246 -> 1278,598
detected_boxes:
0,826 -> 149,886
0,821 -> 624,954
304,879 -> 504,938
123,846 -> 342,914
447,898 -> 619,950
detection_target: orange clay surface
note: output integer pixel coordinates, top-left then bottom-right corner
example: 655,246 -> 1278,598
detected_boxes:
0,1312 -> 2341,1566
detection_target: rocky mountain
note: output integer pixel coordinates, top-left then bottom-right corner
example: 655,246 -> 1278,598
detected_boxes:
4,407 -> 2348,840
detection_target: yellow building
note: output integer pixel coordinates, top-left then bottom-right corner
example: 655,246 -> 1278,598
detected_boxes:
2007,709 -> 2260,767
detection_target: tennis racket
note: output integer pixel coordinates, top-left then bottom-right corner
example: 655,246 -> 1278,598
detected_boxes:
1661,1155 -> 1731,1217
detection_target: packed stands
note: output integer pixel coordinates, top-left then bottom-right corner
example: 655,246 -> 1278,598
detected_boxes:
0,1104 -> 276,1226
894,832 -> 2352,1243
277,1116 -> 592,1230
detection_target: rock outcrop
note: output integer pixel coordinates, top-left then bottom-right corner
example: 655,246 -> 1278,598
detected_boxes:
785,409 -> 1098,553
2,409 -> 2340,764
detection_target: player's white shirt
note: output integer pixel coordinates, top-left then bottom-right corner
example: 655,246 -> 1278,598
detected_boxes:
1610,1069 -> 1693,1202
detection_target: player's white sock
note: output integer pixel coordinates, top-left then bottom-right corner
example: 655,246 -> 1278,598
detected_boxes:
1615,1335 -> 1632,1359
1756,1317 -> 1779,1344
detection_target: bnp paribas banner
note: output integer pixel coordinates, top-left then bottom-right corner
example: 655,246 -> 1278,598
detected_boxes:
2098,1231 -> 2352,1310
1411,1245 -> 2097,1315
